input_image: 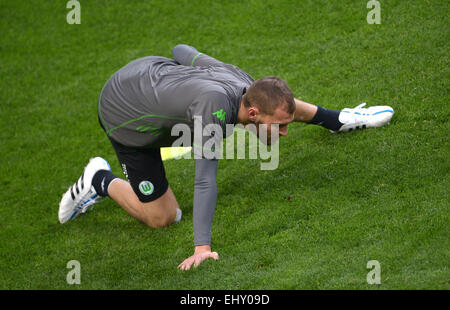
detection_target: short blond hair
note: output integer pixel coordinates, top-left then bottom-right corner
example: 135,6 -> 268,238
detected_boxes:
243,76 -> 295,115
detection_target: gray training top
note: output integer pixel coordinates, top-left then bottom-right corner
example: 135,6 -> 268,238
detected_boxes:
98,44 -> 254,246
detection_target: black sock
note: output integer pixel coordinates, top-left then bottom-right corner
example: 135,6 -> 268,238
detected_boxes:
92,170 -> 118,197
308,105 -> 343,131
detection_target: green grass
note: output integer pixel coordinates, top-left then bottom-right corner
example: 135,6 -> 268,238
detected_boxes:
0,0 -> 448,289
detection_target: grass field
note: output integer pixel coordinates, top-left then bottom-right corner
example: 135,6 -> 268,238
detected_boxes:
0,0 -> 448,289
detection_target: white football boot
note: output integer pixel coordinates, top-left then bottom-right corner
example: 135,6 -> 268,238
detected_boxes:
332,103 -> 394,133
58,157 -> 111,224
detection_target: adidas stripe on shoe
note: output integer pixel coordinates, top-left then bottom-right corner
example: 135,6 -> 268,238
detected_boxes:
58,157 -> 111,224
332,103 -> 394,133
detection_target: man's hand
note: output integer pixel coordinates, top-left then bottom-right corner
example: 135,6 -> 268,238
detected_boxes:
178,245 -> 219,270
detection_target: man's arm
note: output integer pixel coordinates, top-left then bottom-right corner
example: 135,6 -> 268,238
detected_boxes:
193,158 -> 218,246
172,44 -> 225,67
178,158 -> 220,270
293,98 -> 318,123
293,98 -> 349,132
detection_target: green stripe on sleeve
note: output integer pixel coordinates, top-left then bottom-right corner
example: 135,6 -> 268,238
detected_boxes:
190,52 -> 203,67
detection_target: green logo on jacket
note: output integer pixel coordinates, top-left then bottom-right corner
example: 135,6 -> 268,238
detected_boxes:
212,109 -> 226,122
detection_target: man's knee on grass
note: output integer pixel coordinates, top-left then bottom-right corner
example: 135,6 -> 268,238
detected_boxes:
139,201 -> 177,228
144,214 -> 174,228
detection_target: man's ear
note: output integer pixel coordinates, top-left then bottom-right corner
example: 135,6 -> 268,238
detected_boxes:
248,106 -> 259,122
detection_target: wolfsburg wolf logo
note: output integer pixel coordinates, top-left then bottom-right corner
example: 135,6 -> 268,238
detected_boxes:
139,181 -> 154,195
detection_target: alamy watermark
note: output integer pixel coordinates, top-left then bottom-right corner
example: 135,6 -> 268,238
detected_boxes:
170,116 -> 280,170
66,0 -> 81,25
367,0 -> 381,24
366,260 -> 381,284
65,259 -> 381,285
66,260 -> 81,284
67,1 -> 381,26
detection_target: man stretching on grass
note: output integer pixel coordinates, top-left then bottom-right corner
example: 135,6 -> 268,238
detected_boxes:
58,44 -> 394,270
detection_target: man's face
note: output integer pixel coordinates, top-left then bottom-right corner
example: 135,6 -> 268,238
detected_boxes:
253,106 -> 294,145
